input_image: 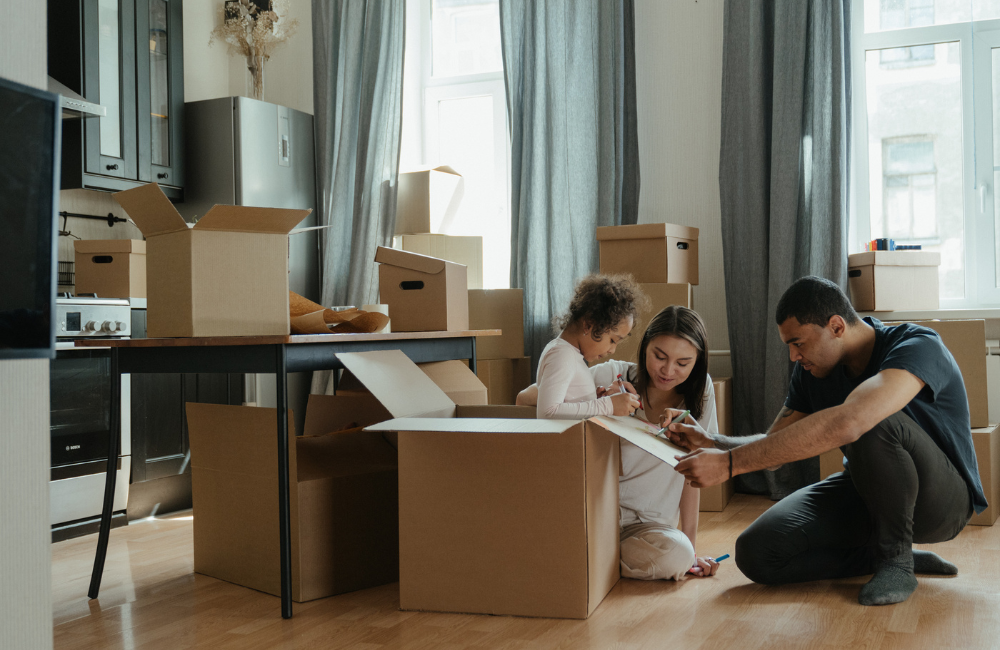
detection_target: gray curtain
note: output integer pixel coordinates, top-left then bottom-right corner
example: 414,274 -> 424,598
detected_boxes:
719,0 -> 851,499
500,0 -> 639,374
311,0 -> 405,393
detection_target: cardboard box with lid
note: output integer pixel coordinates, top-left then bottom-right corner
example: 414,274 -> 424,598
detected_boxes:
610,283 -> 693,363
375,246 -> 469,332
347,350 -> 691,619
395,165 -> 464,235
395,234 -> 483,290
113,183 -> 310,337
848,251 -> 940,312
596,223 -> 699,285
73,239 -> 147,299
468,288 -> 525,360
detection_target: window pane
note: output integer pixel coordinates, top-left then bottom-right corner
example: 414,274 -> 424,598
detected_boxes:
435,95 -> 509,288
866,44 -> 965,298
149,0 -> 170,167
865,0 -> 968,32
992,47 -> 1000,288
98,0 -> 121,159
431,0 -> 503,77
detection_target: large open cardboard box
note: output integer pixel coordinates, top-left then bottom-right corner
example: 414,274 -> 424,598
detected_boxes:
596,223 -> 699,285
113,183 -> 310,337
186,393 -> 398,602
375,247 -> 469,332
700,378 -> 735,512
610,283 -> 693,363
883,319 -> 988,428
395,165 -> 464,235
468,289 -> 525,360
395,234 -> 483,290
848,251 -> 940,312
73,239 -> 146,299
342,350 -> 689,619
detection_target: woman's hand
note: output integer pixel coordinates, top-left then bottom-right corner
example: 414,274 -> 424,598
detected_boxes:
610,391 -> 641,416
687,555 -> 721,577
660,408 -> 714,451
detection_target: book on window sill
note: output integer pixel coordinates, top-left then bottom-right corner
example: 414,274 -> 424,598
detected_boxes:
589,414 -> 689,467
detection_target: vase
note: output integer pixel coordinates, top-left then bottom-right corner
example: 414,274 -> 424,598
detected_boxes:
247,53 -> 265,100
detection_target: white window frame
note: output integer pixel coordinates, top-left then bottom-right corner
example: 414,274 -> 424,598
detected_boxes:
850,0 -> 1000,306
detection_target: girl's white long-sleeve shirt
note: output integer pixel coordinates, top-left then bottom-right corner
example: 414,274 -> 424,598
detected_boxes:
535,338 -> 614,419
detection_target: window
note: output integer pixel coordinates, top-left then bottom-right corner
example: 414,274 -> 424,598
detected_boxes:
851,1 -> 1000,305
400,0 -> 511,289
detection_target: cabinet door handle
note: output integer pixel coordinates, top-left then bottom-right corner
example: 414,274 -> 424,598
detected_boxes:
106,164 -> 119,171
157,173 -> 168,180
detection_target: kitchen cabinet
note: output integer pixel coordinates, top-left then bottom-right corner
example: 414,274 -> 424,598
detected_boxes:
48,0 -> 184,200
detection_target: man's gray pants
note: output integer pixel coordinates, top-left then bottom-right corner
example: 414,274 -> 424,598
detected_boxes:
735,412 -> 973,584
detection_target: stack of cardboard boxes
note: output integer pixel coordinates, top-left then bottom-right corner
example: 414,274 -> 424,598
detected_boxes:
469,289 -> 531,404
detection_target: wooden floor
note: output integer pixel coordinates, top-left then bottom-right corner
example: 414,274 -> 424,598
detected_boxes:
52,494 -> 1000,650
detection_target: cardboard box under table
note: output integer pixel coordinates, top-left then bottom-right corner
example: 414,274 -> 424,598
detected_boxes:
468,288 -> 525,360
345,350 -> 689,619
375,246 -> 469,332
848,251 -> 941,312
475,356 -> 532,405
113,182 -> 311,337
73,239 -> 146,299
596,223 -> 699,285
186,393 -> 398,602
396,233 -> 484,290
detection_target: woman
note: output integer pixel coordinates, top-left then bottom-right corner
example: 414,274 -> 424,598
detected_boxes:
517,305 -> 722,580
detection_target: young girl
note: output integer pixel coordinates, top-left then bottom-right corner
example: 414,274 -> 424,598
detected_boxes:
536,274 -> 646,419
522,305 -> 722,580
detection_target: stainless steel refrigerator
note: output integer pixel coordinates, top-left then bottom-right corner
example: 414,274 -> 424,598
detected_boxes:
180,96 -> 318,431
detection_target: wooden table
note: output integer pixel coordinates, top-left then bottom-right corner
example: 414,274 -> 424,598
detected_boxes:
77,329 -> 500,619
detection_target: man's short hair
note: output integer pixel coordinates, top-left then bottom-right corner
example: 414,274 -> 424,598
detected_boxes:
775,276 -> 860,327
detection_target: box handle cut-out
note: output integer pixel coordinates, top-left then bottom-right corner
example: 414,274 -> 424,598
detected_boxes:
92,256 -> 114,264
676,242 -> 688,250
848,269 -> 861,278
400,281 -> 425,290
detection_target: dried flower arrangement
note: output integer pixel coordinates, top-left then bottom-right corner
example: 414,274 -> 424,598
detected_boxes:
210,0 -> 298,100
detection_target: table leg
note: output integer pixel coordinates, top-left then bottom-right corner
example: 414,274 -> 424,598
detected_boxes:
469,337 -> 477,374
88,347 -> 121,599
275,345 -> 293,618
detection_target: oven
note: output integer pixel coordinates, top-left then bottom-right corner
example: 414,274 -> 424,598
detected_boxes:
50,296 -> 131,540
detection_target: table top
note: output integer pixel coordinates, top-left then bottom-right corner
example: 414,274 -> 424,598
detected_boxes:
75,329 -> 502,348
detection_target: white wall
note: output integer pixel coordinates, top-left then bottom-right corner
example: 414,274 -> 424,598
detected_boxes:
183,0 -> 313,115
634,0 -> 728,366
0,0 -> 54,647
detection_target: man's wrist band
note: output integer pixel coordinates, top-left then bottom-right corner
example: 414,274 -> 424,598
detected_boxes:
728,450 -> 733,479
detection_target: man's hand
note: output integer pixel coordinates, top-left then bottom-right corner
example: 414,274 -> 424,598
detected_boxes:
674,448 -> 730,488
660,409 -> 714,451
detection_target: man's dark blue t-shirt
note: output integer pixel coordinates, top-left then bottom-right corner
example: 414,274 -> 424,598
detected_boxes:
784,317 -> 987,514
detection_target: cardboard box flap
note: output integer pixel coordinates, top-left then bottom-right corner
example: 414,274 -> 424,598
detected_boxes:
366,417 -> 577,434
337,350 -> 456,418
402,164 -> 461,177
589,415 -> 687,467
303,393 -> 392,436
418,361 -> 488,406
113,183 -> 189,237
194,204 -> 312,235
296,431 -> 397,482
595,223 -> 699,242
374,246 -> 449,275
73,239 -> 146,254
848,251 -> 941,267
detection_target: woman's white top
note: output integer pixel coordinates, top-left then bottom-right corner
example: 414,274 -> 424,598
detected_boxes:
590,359 -> 717,529
536,338 -> 614,419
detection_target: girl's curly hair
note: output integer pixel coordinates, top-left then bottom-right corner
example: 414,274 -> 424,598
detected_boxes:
553,274 -> 649,339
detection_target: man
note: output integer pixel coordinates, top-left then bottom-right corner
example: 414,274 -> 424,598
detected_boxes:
669,276 -> 986,606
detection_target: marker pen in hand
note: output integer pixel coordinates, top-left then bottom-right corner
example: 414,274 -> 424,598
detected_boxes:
616,374 -> 639,417
655,409 -> 690,439
688,553 -> 730,574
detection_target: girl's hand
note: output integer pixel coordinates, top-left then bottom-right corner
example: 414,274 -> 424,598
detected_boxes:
687,555 -> 721,577
610,391 -> 641,416
660,408 -> 714,451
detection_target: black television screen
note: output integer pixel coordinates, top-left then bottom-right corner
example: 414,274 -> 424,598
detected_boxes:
0,76 -> 61,359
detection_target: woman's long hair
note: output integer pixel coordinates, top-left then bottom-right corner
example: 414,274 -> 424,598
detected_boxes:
631,306 -> 710,421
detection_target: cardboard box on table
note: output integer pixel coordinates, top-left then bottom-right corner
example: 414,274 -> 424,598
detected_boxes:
113,183 -> 310,337
344,350 -> 679,619
610,283 -> 693,363
395,165 -> 464,235
375,246 -> 469,332
468,289 -> 525,360
883,319 -> 988,428
186,393 -> 398,602
700,377 -> 736,512
73,239 -> 146,299
476,356 -> 532,405
970,423 -> 1000,526
596,223 -> 699,285
396,234 -> 484,290
848,251 -> 941,312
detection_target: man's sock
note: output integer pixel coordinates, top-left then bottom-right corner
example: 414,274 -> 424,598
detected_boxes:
858,551 -> 918,606
913,549 -> 958,575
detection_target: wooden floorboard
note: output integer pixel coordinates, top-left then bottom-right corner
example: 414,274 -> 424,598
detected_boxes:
52,495 -> 1000,649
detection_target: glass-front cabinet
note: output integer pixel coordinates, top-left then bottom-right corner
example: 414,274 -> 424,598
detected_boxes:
48,0 -> 184,200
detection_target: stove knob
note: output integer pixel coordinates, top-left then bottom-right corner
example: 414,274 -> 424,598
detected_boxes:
115,321 -> 127,332
101,321 -> 115,333
84,321 -> 99,332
